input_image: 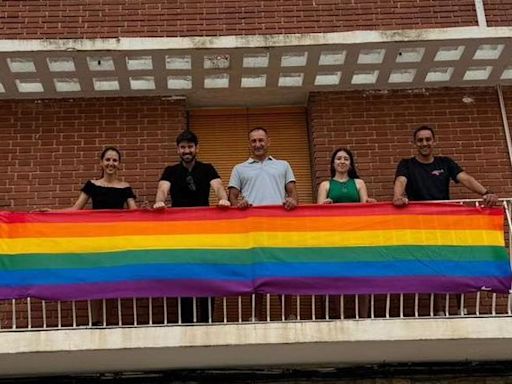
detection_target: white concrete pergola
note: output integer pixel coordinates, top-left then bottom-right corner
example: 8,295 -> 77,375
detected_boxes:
0,27 -> 511,107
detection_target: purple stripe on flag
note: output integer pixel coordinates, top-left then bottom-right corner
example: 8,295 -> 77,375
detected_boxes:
0,276 -> 510,300
0,279 -> 253,301
255,276 -> 512,295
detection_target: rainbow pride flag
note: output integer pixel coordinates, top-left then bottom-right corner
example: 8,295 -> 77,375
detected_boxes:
0,203 -> 509,300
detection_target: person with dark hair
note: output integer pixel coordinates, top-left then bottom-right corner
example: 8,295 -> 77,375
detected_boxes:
153,130 -> 230,323
393,125 -> 497,207
317,148 -> 369,319
42,147 -> 137,326
153,130 -> 229,209
317,147 -> 369,204
228,127 -> 298,321
393,125 -> 498,316
61,146 -> 137,211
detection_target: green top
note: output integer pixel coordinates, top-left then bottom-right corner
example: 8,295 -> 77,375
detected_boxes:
327,178 -> 360,203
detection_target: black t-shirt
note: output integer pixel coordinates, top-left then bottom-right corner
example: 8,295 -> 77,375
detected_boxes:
395,156 -> 463,201
160,161 -> 220,207
81,180 -> 136,209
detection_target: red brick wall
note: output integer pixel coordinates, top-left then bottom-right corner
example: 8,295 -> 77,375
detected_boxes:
0,1 -> 479,39
485,0 -> 512,26
308,86 -> 512,202
0,97 -> 186,211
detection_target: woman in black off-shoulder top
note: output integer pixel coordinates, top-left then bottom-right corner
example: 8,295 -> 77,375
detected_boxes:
46,146 -> 137,326
68,147 -> 137,210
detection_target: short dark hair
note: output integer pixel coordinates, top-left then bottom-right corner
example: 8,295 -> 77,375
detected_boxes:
248,127 -> 268,137
176,130 -> 198,146
100,146 -> 121,162
413,125 -> 435,140
330,147 -> 360,179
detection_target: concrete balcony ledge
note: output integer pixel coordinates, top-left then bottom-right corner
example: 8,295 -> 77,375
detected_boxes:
2,317 -> 512,377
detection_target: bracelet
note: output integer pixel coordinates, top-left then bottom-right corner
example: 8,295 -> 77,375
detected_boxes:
482,189 -> 494,196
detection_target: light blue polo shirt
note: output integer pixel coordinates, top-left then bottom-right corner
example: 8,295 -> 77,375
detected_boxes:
228,156 -> 296,206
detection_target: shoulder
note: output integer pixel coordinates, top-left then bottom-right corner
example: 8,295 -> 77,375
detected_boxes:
434,156 -> 461,166
232,160 -> 251,171
161,164 -> 179,177
319,180 -> 330,189
198,161 -> 217,170
272,157 -> 290,165
397,157 -> 416,170
354,178 -> 366,188
272,158 -> 293,169
81,180 -> 97,194
398,157 -> 413,165
118,181 -> 131,188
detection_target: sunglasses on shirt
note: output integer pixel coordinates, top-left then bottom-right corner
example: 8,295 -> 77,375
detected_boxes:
186,175 -> 196,192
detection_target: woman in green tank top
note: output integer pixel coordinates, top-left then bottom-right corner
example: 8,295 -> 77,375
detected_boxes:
317,148 -> 368,204
317,147 -> 370,319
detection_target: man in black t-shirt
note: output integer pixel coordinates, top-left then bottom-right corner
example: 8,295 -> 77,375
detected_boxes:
393,125 -> 498,316
154,131 -> 229,209
153,130 -> 230,323
393,125 -> 497,207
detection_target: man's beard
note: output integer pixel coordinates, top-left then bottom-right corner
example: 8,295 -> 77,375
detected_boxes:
180,154 -> 196,163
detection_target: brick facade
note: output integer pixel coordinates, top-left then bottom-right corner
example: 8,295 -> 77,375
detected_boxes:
485,0 -> 512,26
308,86 -> 512,202
0,97 -> 186,211
0,1 -> 478,39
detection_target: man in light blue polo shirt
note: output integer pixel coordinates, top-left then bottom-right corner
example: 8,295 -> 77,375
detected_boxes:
228,127 -> 298,321
228,127 -> 297,209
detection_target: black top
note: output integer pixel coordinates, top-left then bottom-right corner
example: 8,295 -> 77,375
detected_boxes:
159,161 -> 220,207
395,156 -> 463,201
81,180 -> 136,210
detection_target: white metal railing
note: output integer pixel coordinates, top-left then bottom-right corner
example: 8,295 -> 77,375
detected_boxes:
1,199 -> 511,331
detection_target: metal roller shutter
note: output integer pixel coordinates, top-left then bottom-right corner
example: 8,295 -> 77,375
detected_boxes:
189,106 -> 313,205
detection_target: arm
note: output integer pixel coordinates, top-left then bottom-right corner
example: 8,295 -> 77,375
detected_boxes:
126,198 -> 137,209
228,187 -> 250,209
228,187 -> 240,206
393,176 -> 409,207
317,181 -> 332,204
66,192 -> 90,210
283,181 -> 298,210
457,171 -> 498,207
355,179 -> 369,203
228,166 -> 250,209
153,180 -> 171,209
45,192 -> 90,212
210,178 -> 230,207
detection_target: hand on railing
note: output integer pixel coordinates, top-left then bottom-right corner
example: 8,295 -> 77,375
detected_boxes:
236,198 -> 252,209
392,195 -> 408,207
153,201 -> 167,209
482,192 -> 498,207
283,197 -> 297,210
217,199 -> 231,208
